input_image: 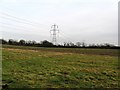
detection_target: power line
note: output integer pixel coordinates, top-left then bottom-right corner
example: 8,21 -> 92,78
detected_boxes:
59,34 -> 70,42
59,30 -> 74,43
59,33 -> 73,43
0,15 -> 45,29
1,25 -> 32,33
0,25 -> 45,35
0,15 -> 49,33
0,12 -> 47,27
0,21 -> 45,31
1,6 -> 54,26
0,15 -> 38,27
50,24 -> 59,45
0,22 -> 30,28
0,13 -> 48,31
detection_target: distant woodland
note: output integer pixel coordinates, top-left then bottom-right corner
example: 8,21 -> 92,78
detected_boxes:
0,39 -> 119,49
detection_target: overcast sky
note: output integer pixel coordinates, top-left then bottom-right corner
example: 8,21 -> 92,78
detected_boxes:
0,0 -> 119,45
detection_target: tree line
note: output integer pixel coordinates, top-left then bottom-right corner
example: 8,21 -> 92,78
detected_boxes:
0,39 -> 118,49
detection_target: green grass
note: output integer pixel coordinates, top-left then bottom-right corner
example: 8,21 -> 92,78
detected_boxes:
2,45 -> 119,88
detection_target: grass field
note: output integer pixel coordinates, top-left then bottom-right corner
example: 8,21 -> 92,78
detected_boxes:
2,45 -> 119,88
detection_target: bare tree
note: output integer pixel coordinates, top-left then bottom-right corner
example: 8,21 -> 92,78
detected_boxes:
76,42 -> 82,47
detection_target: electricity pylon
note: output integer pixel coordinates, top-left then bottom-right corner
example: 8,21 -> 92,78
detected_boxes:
50,24 -> 59,45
